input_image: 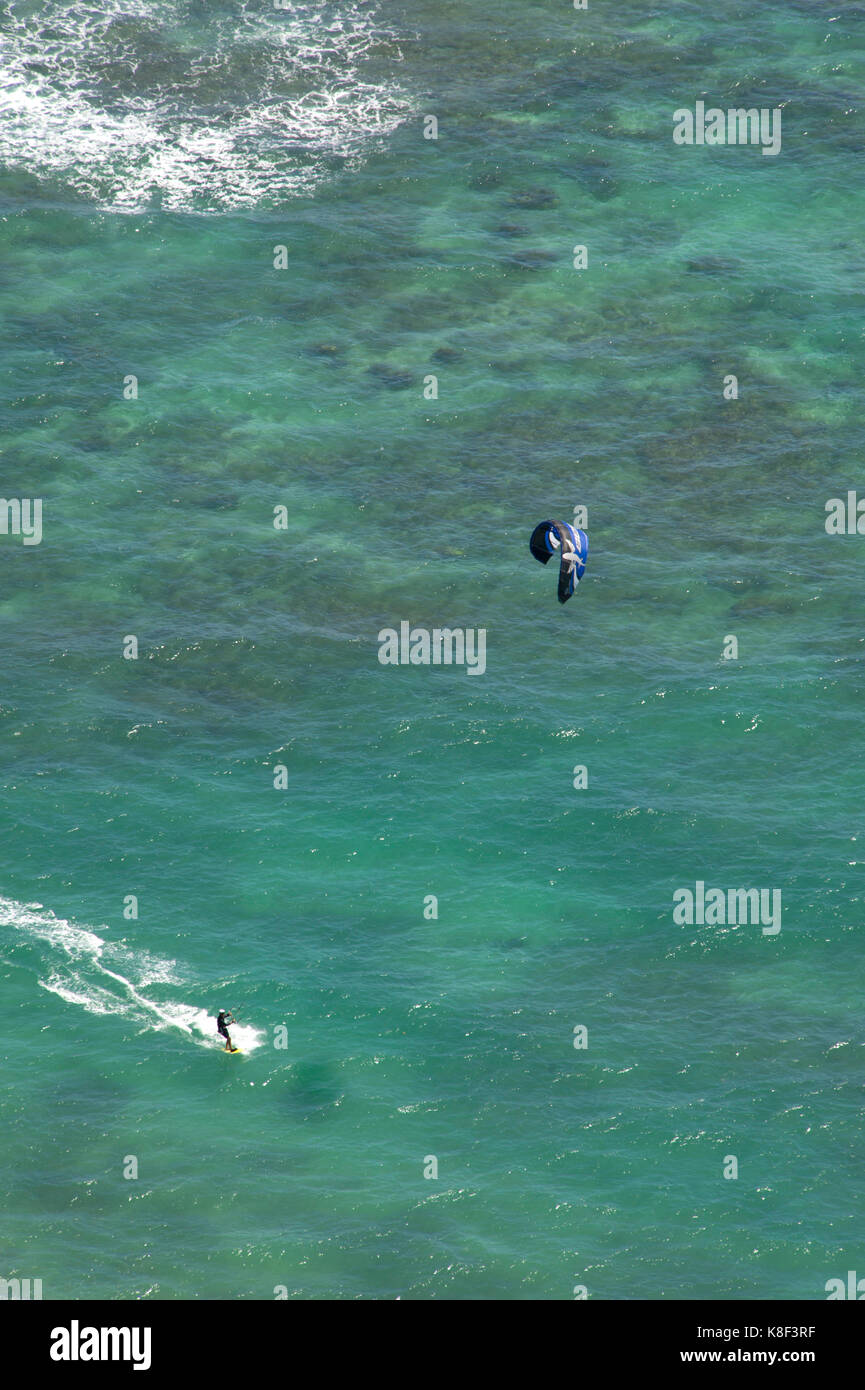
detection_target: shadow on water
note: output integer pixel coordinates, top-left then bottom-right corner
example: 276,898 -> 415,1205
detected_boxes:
279,1061 -> 346,1122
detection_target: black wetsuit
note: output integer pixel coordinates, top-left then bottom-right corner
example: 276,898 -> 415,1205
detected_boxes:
217,1011 -> 233,1042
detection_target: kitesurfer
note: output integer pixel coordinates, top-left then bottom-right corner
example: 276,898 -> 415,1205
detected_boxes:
216,1009 -> 237,1052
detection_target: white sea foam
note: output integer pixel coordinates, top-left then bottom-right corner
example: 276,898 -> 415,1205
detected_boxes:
0,895 -> 262,1051
0,0 -> 414,212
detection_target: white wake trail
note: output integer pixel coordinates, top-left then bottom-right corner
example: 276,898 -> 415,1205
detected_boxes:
1,895 -> 262,1051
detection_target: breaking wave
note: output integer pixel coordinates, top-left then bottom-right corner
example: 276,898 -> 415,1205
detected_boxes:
0,0 -> 414,211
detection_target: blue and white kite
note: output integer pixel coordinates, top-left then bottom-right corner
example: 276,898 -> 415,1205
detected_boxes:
529,520 -> 589,603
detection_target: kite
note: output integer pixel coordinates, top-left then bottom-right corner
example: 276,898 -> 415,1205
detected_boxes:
529,520 -> 588,603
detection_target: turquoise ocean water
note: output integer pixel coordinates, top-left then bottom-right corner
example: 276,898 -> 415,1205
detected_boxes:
1,0 -> 864,1299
